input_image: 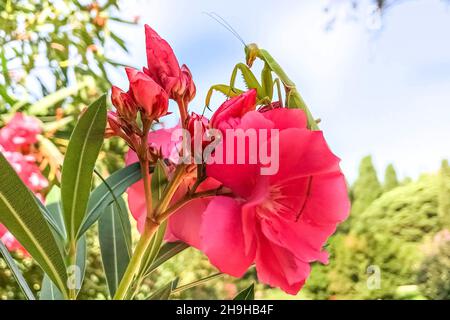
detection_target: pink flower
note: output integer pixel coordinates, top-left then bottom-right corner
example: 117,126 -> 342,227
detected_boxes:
0,146 -> 47,255
1,149 -> 48,193
125,89 -> 350,294
0,225 -> 27,256
168,106 -> 350,294
210,89 -> 257,130
0,112 -> 41,152
144,25 -> 196,103
126,68 -> 169,120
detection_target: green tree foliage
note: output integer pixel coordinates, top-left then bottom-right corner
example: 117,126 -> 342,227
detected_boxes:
342,156 -> 382,232
383,163 -> 399,192
351,156 -> 382,215
438,160 -> 450,228
0,0 -> 135,118
308,174 -> 442,299
417,230 -> 450,300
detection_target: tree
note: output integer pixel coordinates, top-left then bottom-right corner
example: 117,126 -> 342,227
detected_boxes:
384,163 -> 399,192
351,156 -> 382,217
438,160 -> 450,228
0,0 -> 136,119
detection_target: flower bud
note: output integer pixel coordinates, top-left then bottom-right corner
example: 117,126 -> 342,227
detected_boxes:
126,67 -> 169,120
111,86 -> 138,122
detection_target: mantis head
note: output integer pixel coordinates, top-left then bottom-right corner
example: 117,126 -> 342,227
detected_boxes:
245,43 -> 259,67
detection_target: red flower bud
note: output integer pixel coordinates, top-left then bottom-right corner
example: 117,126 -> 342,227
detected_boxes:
180,64 -> 196,104
126,67 -> 169,120
105,111 -> 122,138
210,89 -> 257,130
187,113 -> 210,154
144,25 -> 196,102
111,86 -> 138,122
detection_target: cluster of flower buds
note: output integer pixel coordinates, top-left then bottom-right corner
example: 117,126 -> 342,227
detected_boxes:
107,25 -> 196,160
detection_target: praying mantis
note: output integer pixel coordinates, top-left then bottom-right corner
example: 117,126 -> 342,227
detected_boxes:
204,13 -> 319,130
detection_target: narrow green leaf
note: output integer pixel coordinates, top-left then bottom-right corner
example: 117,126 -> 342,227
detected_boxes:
40,274 -> 64,300
61,94 -> 107,241
172,272 -> 223,295
141,221 -> 167,272
148,278 -> 179,300
45,186 -> 66,239
234,283 -> 255,300
35,194 -> 65,240
146,242 -> 189,276
39,237 -> 86,300
0,240 -> 35,300
78,162 -> 142,237
98,197 -> 131,297
28,81 -> 90,115
0,153 -> 68,297
136,160 -> 170,277
151,160 -> 168,207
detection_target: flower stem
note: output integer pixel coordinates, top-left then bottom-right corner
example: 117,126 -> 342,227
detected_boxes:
113,164 -> 188,300
113,219 -> 159,300
177,99 -> 188,128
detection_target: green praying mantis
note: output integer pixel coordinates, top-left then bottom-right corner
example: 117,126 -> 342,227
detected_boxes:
204,12 -> 319,130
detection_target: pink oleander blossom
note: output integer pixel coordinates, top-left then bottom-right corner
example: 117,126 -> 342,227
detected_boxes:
0,112 -> 42,152
166,92 -> 349,294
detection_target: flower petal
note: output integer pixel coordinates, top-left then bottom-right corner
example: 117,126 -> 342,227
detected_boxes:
200,197 -> 256,277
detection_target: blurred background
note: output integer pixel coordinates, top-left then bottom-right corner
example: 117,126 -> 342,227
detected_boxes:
0,0 -> 449,299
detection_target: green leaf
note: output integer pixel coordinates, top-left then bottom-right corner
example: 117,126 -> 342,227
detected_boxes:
134,160 -> 170,278
151,160 -> 168,207
171,272 -> 223,295
148,278 -> 179,300
145,241 -> 189,276
28,81 -> 91,115
39,237 -> 86,300
40,274 -> 64,300
35,194 -> 65,240
0,153 -> 68,297
78,162 -> 142,237
98,197 -> 131,297
61,94 -> 107,241
45,186 -> 67,239
0,240 -> 35,300
234,283 -> 255,300
139,220 -> 167,276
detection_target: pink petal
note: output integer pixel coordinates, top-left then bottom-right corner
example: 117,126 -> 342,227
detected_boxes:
200,197 -> 256,277
255,229 -> 310,295
302,172 -> 350,225
261,108 -> 307,130
272,128 -> 341,183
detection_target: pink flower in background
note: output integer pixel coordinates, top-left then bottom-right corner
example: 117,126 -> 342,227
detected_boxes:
0,114 -> 47,254
0,112 -> 41,152
0,224 -> 27,256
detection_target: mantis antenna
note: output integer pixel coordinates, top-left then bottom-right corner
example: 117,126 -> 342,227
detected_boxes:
202,11 -> 246,46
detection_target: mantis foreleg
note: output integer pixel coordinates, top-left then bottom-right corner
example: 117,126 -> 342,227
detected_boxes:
205,84 -> 244,108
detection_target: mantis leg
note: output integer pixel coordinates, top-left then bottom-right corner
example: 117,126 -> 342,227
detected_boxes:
230,63 -> 271,104
273,78 -> 283,106
205,84 -> 244,108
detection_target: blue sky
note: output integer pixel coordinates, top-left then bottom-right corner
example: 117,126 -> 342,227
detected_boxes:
108,0 -> 450,182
